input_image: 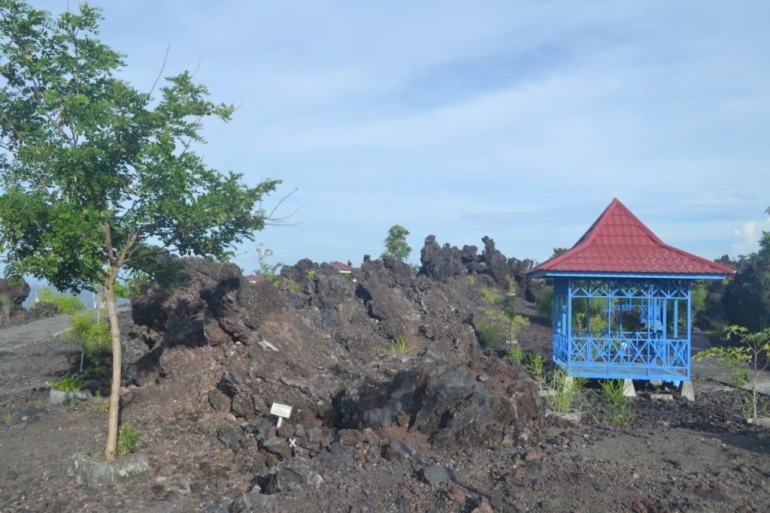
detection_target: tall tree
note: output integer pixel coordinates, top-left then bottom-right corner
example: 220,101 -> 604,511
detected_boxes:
722,206 -> 770,332
0,1 -> 280,460
759,206 -> 770,260
382,224 -> 411,262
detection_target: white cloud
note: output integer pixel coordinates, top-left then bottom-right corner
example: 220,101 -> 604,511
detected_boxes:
731,217 -> 770,257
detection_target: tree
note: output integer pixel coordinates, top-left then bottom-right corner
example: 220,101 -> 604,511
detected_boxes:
551,247 -> 568,258
382,224 -> 411,261
759,206 -> 770,260
721,206 -> 770,332
0,2 -> 280,460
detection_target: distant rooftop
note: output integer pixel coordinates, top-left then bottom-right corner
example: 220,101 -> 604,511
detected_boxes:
330,261 -> 355,273
528,198 -> 735,278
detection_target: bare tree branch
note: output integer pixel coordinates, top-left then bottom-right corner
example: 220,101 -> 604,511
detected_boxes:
263,187 -> 304,226
149,42 -> 171,97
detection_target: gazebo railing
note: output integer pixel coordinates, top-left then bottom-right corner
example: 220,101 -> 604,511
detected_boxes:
552,330 -> 689,381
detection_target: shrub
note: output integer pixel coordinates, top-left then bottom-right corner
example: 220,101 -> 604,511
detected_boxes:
526,353 -> 547,388
62,310 -> 111,372
35,288 -> 85,314
506,344 -> 527,364
545,369 -> 586,413
600,379 -> 636,426
475,313 -> 507,348
255,244 -> 283,284
117,424 -> 139,456
698,325 -> 770,419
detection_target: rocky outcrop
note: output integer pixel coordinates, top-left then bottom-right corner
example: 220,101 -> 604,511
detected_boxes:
131,258 -> 283,346
340,359 -> 542,449
420,235 -> 465,281
481,236 -> 509,286
0,278 -> 30,318
419,235 -> 525,288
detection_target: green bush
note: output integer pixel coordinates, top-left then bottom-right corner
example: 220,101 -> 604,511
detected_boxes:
475,314 -> 507,348
117,424 -> 139,456
35,288 -> 85,314
506,344 -> 527,364
62,310 -> 111,371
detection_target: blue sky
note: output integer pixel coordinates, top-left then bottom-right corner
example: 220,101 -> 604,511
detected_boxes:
19,1 -> 770,274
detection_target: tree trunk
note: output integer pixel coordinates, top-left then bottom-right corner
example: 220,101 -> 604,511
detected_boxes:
103,277 -> 122,461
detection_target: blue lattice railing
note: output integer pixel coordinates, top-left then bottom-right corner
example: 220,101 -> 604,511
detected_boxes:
553,330 -> 689,380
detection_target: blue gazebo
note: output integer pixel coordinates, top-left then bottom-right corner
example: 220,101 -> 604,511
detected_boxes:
527,199 -> 734,392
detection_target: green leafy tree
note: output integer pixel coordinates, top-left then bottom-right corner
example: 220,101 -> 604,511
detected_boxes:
382,224 -> 411,262
551,247 -> 568,258
0,2 -> 280,460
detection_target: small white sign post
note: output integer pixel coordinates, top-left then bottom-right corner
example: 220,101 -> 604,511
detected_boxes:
270,402 -> 292,428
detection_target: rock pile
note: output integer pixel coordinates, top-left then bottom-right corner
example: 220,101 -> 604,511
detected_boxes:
120,236 -> 547,508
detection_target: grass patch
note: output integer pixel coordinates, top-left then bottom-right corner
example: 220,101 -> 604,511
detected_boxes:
382,336 -> 414,355
525,353 -> 547,388
47,373 -> 90,392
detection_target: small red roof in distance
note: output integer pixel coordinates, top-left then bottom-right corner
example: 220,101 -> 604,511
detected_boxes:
529,199 -> 735,276
244,274 -> 266,283
331,261 -> 355,272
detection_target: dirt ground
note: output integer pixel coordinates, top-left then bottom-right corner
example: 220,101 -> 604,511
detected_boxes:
1,314 -> 770,513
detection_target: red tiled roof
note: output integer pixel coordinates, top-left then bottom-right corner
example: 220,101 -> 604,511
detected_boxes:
331,261 -> 355,272
244,274 -> 266,283
529,199 -> 735,276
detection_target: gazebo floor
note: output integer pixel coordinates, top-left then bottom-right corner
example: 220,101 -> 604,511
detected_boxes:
558,362 -> 688,381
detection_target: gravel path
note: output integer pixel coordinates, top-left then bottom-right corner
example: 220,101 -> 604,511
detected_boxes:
0,315 -> 71,351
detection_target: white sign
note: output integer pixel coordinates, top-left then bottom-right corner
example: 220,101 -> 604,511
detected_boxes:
270,402 -> 292,428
